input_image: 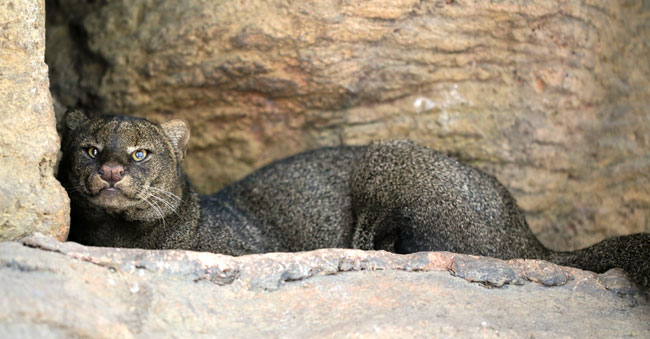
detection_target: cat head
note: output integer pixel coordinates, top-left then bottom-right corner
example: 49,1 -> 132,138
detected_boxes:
60,109 -> 189,221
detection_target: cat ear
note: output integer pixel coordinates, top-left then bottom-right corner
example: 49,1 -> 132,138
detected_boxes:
161,119 -> 190,161
65,109 -> 88,130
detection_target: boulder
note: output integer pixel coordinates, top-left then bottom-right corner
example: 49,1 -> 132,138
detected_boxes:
46,0 -> 650,251
0,0 -> 69,241
1,234 -> 648,337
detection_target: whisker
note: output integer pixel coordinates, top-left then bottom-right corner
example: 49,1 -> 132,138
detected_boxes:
146,186 -> 184,203
146,190 -> 180,217
62,183 -> 86,195
141,194 -> 166,228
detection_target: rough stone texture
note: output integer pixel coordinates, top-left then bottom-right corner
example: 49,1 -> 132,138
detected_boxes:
45,0 -> 650,251
0,0 -> 69,241
1,234 -> 648,338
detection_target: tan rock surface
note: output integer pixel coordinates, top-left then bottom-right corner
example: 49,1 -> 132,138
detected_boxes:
46,0 -> 650,250
1,234 -> 648,338
0,0 -> 69,240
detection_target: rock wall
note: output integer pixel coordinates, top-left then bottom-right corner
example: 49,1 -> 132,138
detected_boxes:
0,0 -> 69,241
46,0 -> 650,250
1,234 -> 648,337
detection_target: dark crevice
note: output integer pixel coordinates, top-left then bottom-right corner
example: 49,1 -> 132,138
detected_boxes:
45,0 -> 109,123
21,240 -> 121,272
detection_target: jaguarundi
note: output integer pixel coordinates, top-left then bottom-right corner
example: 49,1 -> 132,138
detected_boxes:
58,109 -> 650,289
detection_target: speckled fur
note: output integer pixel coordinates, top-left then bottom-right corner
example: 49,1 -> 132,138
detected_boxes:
59,111 -> 649,289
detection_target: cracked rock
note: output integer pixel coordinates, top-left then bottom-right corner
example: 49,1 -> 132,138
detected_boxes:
1,234 -> 648,337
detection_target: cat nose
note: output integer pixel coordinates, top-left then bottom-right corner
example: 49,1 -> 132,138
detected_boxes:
98,163 -> 125,185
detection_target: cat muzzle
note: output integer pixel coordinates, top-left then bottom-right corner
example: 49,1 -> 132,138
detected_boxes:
98,163 -> 125,186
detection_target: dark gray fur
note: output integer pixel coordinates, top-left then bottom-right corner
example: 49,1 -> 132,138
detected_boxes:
59,111 -> 650,289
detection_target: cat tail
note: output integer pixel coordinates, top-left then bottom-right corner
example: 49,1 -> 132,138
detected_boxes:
544,233 -> 650,290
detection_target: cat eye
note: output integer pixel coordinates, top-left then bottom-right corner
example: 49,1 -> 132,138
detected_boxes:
87,146 -> 99,158
131,149 -> 148,162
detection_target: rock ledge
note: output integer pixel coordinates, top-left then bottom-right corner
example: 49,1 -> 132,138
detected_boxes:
1,234 -> 648,338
